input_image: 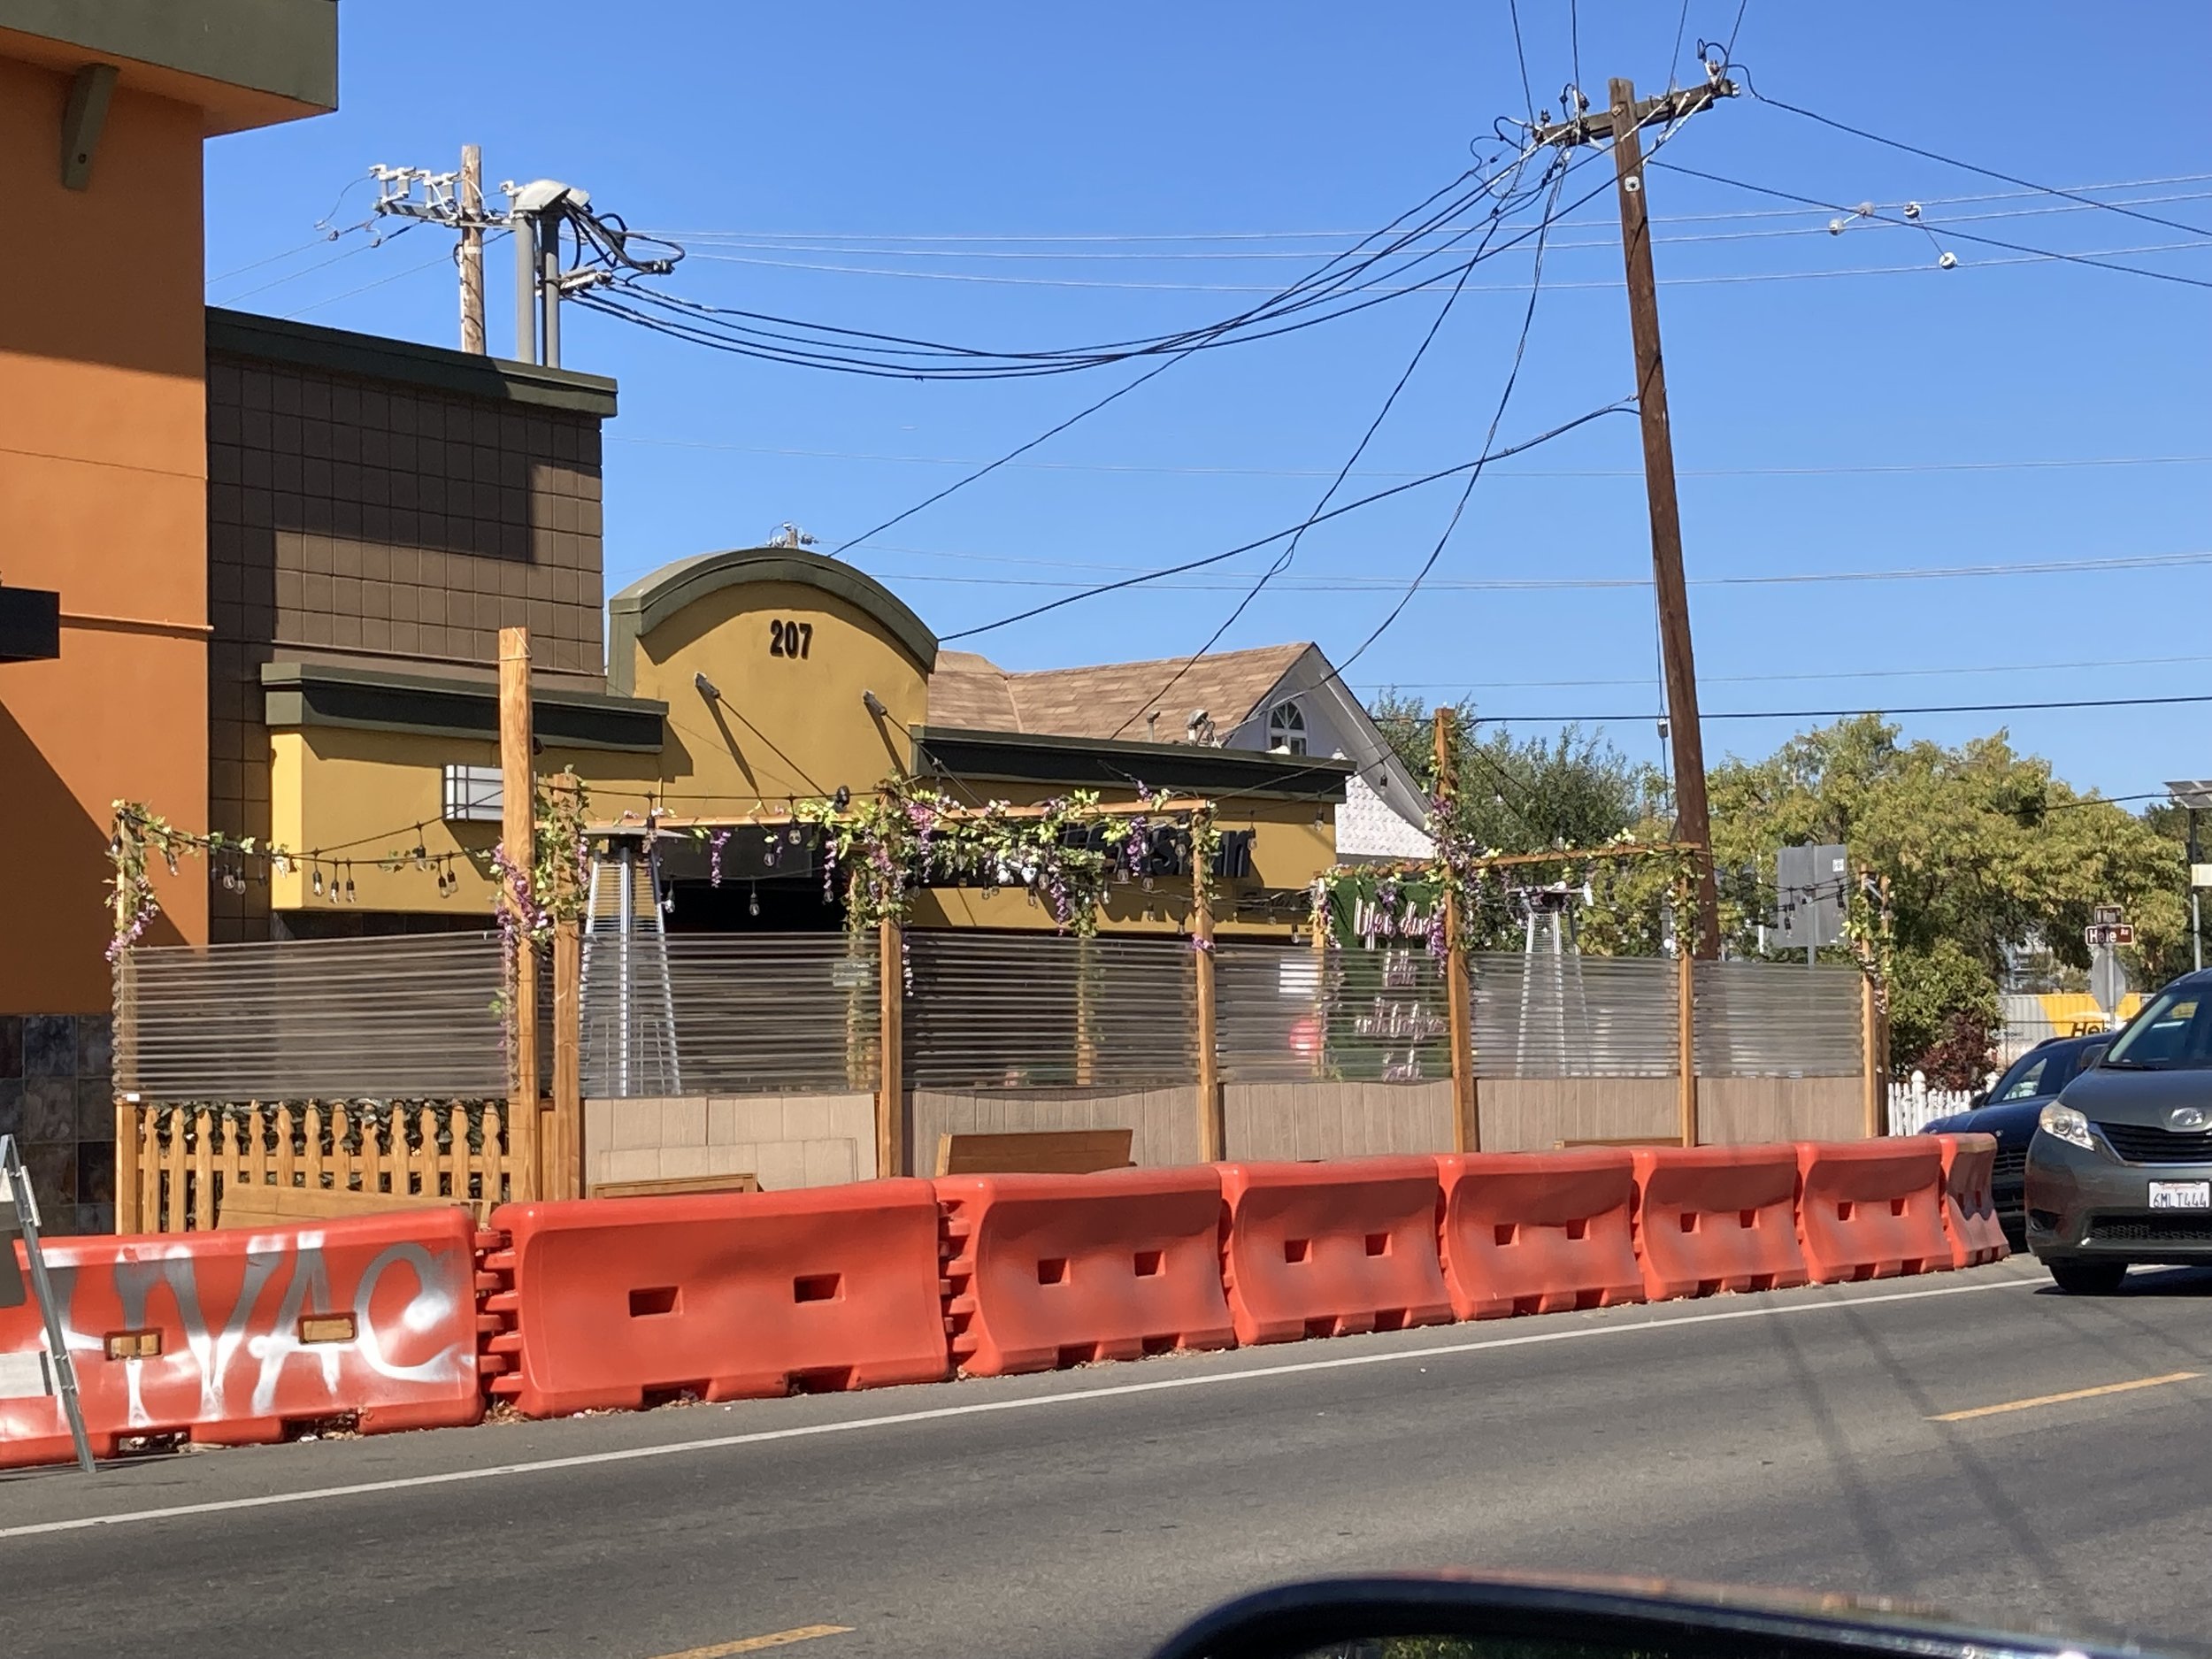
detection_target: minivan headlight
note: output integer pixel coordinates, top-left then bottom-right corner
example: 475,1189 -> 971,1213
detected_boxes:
2039,1102 -> 2095,1150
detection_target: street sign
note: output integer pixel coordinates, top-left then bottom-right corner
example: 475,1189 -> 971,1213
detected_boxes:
2093,903 -> 2124,926
2193,864 -> 2212,889
2085,921 -> 2135,948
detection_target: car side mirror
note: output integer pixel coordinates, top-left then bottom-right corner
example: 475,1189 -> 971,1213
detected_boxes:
2082,1044 -> 2108,1069
1149,1577 -> 2132,1659
1967,1091 -> 1989,1110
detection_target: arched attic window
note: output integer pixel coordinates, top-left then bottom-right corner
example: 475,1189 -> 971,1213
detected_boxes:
1266,699 -> 1307,756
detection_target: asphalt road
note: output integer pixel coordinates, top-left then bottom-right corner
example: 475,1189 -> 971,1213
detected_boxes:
6,1256 -> 2212,1659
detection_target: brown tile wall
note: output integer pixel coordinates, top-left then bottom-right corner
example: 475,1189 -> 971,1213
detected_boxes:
204,353 -> 606,942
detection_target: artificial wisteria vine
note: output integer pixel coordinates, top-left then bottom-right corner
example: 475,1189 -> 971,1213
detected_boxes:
108,803 -> 294,961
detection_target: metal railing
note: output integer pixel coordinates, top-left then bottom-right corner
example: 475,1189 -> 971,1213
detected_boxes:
1694,961 -> 1863,1078
902,930 -> 1194,1089
1470,951 -> 1678,1079
584,933 -> 880,1098
119,934 -> 506,1100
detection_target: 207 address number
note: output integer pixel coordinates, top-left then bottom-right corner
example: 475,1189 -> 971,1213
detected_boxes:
769,618 -> 814,659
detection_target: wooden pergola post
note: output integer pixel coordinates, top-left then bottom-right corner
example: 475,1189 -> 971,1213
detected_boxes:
111,850 -> 140,1233
1192,808 -> 1225,1164
1860,969 -> 1884,1138
1676,879 -> 1700,1148
878,916 -> 904,1178
1435,709 -> 1479,1153
499,626 -> 540,1202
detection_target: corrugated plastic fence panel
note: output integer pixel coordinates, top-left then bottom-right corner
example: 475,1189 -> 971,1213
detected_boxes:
904,930 -> 1194,1089
584,933 -> 880,1098
1695,960 -> 1863,1077
119,934 -> 506,1099
1216,941 -> 1452,1085
1470,952 -> 1678,1079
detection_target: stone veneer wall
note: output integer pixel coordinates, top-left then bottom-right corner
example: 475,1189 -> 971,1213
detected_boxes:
0,1013 -> 115,1235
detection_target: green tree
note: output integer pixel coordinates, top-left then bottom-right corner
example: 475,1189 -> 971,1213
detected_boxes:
1369,692 -> 1670,952
1703,715 -> 2185,1065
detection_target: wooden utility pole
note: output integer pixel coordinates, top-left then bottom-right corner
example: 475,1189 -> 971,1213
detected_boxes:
1537,73 -> 1733,957
498,626 -> 540,1201
459,144 -> 487,354
1434,708 -> 1479,1152
1192,809 -> 1225,1163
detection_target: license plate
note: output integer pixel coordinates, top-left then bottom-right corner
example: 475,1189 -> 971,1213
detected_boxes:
2148,1180 -> 2212,1210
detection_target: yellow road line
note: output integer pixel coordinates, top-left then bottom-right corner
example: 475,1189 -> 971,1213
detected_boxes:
1930,1371 -> 2200,1423
647,1626 -> 851,1658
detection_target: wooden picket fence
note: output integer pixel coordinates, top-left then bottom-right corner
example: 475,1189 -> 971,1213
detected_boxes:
119,1100 -> 523,1233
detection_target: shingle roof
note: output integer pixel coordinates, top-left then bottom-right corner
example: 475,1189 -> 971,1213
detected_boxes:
929,642 -> 1310,741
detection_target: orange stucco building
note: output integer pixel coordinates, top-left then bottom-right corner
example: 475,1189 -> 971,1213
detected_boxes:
0,4 -> 337,1226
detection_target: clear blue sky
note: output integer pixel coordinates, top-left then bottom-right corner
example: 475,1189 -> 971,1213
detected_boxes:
204,2 -> 2210,802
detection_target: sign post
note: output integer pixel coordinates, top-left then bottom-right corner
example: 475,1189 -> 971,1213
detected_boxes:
0,1136 -> 96,1473
2085,908 -> 2132,1023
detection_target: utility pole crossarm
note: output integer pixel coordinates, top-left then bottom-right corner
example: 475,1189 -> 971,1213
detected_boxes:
1532,76 -> 1737,149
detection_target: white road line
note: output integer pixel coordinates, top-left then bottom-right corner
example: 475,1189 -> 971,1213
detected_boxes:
0,1272 -> 2037,1542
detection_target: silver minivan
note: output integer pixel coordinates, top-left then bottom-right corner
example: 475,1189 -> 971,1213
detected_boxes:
2026,971 -> 2212,1292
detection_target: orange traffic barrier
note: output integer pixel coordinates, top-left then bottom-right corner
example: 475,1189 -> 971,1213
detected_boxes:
0,1208 -> 486,1469
1794,1140 -> 1950,1283
483,1181 -> 949,1417
1631,1145 -> 1810,1302
1434,1149 -> 1645,1320
1217,1156 -> 1451,1345
935,1167 -> 1233,1377
1934,1133 -> 2008,1269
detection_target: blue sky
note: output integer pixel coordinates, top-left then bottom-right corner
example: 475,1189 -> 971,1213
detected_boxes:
204,2 -> 2210,801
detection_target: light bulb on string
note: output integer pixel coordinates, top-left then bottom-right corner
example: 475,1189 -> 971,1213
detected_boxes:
749,882 -> 760,918
343,863 -> 357,903
312,864 -> 325,898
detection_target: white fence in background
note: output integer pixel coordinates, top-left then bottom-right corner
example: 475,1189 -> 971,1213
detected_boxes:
1886,1073 -> 1984,1136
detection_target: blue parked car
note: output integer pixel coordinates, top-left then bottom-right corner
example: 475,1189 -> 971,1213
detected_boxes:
1923,1031 -> 2110,1242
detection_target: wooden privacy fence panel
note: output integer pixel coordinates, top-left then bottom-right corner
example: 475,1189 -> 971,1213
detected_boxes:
903,931 -> 1194,1089
1471,952 -> 1678,1079
124,1101 -> 518,1233
1694,962 -> 1863,1078
584,933 -> 881,1098
119,934 -> 506,1100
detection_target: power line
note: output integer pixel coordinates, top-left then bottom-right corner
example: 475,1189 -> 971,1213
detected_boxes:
642,173 -> 2212,242
1508,0 -> 1536,122
656,192 -> 2212,260
935,401 -> 1634,641
581,156 -> 1571,381
1104,150 -> 1555,737
866,546 -> 2212,592
1353,649 -> 2212,691
1651,158 -> 2212,290
664,233 -> 2210,293
821,157 -> 1564,556
1474,693 -> 2212,725
1337,161 -> 1570,679
606,435 -> 2212,480
1747,88 -> 2212,241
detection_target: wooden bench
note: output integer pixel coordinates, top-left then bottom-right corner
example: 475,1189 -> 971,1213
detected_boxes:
218,1183 -> 467,1230
589,1172 -> 762,1200
935,1128 -> 1135,1178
